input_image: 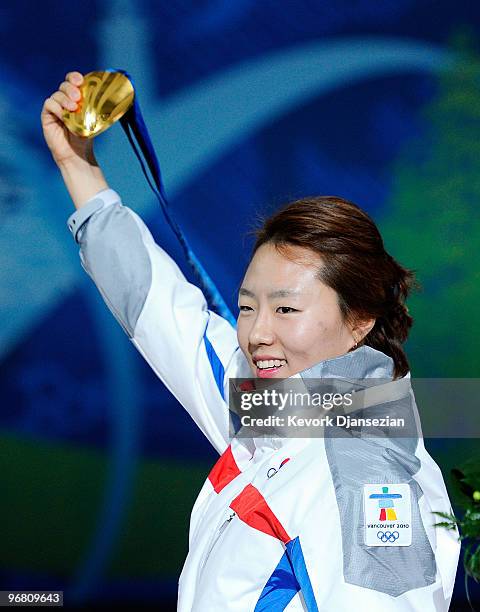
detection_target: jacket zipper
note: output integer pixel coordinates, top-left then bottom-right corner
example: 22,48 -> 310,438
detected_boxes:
201,512 -> 236,571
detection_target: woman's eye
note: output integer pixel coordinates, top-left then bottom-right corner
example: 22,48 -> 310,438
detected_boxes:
239,305 -> 253,312
277,306 -> 297,314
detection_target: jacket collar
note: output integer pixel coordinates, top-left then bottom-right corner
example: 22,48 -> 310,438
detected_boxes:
237,346 -> 404,452
299,345 -> 394,380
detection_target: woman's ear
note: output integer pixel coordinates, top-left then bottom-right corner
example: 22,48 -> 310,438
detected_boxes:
352,317 -> 376,343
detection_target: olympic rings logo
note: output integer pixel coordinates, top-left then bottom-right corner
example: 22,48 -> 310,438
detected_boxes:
377,530 -> 399,543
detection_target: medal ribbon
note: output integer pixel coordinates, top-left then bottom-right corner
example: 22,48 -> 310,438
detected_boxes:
113,69 -> 236,327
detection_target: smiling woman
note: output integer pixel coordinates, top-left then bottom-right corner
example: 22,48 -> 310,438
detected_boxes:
42,71 -> 460,611
238,195 -> 416,381
238,240 -> 373,379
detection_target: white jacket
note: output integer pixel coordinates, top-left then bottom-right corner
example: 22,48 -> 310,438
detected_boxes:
67,188 -> 460,611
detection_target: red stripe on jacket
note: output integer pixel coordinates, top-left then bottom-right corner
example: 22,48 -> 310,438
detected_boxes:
208,445 -> 242,494
230,483 -> 291,544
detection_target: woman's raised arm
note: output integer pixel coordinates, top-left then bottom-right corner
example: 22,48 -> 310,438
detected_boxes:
41,72 -> 248,454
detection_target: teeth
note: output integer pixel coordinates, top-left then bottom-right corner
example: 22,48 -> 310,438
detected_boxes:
256,359 -> 287,369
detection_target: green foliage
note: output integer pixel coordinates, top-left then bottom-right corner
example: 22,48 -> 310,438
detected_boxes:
434,457 -> 480,598
379,36 -> 480,376
432,510 -> 459,530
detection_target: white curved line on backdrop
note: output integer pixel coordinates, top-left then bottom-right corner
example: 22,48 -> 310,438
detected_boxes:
0,37 -> 454,358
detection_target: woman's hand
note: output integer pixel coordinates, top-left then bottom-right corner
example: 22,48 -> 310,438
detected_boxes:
41,71 -> 94,168
41,71 -> 109,210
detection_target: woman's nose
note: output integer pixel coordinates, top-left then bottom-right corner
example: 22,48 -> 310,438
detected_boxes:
248,312 -> 275,346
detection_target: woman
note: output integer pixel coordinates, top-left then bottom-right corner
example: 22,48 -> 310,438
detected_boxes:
41,72 -> 460,611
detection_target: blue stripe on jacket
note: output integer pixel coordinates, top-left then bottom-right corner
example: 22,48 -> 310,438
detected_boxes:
255,537 -> 319,611
203,314 -> 242,433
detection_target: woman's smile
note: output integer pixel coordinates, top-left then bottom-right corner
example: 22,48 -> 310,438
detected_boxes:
253,355 -> 288,377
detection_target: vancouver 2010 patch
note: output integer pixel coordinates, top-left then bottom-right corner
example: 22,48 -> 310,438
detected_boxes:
363,483 -> 412,546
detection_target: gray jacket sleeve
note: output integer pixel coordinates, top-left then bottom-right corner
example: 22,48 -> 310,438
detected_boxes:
68,188 -> 151,336
67,188 -> 248,453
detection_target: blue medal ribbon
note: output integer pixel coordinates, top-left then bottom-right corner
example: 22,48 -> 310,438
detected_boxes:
113,69 -> 236,327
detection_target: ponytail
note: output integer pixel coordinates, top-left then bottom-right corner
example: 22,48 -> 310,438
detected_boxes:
252,195 -> 420,379
363,257 -> 418,378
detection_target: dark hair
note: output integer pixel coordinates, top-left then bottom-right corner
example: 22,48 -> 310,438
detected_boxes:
251,195 -> 419,379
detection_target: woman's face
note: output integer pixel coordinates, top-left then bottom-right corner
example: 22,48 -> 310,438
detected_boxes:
237,242 -> 364,379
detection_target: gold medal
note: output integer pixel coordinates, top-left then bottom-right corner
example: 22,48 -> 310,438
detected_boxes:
62,71 -> 134,138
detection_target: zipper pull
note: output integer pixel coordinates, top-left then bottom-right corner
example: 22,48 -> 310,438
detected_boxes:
201,512 -> 237,573
219,511 -> 236,534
